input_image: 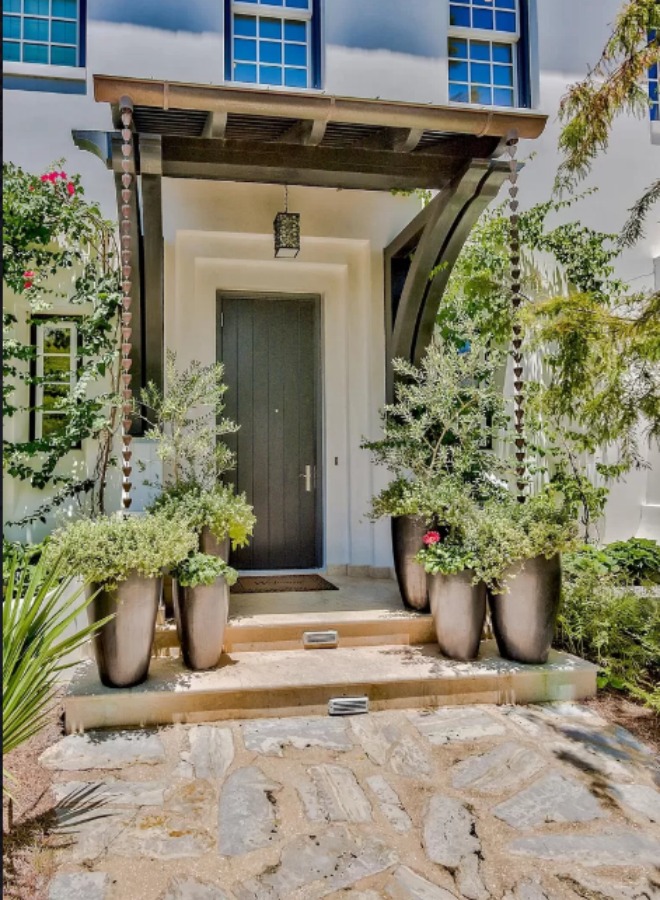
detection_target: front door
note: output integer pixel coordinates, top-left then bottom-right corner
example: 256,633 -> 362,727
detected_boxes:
218,293 -> 322,569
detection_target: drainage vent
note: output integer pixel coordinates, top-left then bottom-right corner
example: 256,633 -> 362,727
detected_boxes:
328,696 -> 369,716
302,630 -> 339,649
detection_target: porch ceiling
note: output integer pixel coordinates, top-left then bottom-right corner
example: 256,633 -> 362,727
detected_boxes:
76,74 -> 547,192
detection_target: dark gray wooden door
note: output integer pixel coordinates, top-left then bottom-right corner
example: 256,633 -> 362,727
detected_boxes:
218,293 -> 322,569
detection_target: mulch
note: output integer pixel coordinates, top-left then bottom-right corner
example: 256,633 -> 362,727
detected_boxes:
584,689 -> 660,753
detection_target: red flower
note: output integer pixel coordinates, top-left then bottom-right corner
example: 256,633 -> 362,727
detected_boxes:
40,174 -> 49,182
24,281 -> 33,290
66,182 -> 75,196
23,271 -> 35,278
423,531 -> 441,546
47,172 -> 58,182
59,171 -> 67,179
28,185 -> 35,191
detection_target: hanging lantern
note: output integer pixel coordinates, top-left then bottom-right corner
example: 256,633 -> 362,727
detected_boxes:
274,185 -> 300,258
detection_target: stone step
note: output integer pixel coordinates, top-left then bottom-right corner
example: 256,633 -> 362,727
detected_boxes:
64,641 -> 598,733
154,607 -> 436,656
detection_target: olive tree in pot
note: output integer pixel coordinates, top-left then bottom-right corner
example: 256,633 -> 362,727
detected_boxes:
171,553 -> 238,670
47,513 -> 197,687
363,336 -> 507,612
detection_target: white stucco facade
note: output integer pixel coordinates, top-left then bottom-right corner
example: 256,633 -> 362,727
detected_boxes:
3,0 -> 658,556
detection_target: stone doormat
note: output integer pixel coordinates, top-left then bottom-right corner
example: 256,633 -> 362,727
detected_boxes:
231,574 -> 338,593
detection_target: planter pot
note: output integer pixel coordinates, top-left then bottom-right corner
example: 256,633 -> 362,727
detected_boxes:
87,572 -> 161,688
428,570 -> 486,661
391,515 -> 429,612
200,526 -> 231,561
488,553 -> 562,664
173,577 -> 229,670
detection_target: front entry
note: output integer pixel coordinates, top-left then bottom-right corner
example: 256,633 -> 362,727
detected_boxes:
217,293 -> 322,570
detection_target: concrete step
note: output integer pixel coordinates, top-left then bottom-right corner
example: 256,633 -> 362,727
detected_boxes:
154,607 -> 436,655
64,641 -> 598,733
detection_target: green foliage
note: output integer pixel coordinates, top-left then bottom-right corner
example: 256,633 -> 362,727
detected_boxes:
416,534 -> 480,576
140,352 -> 238,490
148,482 -> 255,550
557,542 -> 660,710
173,553 -> 238,588
3,552 -> 109,794
46,513 -> 197,588
599,538 -> 660,585
3,162 -> 122,526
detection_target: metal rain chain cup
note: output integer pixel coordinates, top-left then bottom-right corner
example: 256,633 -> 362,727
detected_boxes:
274,185 -> 300,258
119,95 -> 134,509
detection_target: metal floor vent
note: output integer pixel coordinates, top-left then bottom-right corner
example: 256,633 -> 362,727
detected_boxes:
328,696 -> 369,716
302,630 -> 339,649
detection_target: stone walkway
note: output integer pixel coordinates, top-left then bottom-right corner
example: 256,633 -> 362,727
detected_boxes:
41,703 -> 660,900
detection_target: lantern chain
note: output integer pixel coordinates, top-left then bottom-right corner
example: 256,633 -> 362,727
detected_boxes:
119,97 -> 134,510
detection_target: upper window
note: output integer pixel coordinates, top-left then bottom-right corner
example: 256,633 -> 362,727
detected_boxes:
229,0 -> 318,89
3,0 -> 82,67
650,32 -> 658,122
448,0 -> 520,108
32,319 -> 78,440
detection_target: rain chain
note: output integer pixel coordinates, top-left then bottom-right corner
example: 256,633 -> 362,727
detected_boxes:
505,130 -> 526,504
119,97 -> 134,510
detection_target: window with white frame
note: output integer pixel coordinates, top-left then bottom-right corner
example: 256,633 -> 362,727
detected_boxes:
448,0 -> 520,108
32,319 -> 78,439
650,31 -> 658,122
3,0 -> 82,67
230,0 -> 314,89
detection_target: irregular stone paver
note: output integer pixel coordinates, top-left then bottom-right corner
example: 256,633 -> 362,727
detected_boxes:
218,766 -> 281,855
298,764 -> 372,822
241,716 -> 353,756
492,771 -> 606,829
388,733 -> 434,779
423,793 -> 488,900
40,731 -> 165,770
366,774 -> 412,834
451,742 -> 546,794
510,831 -> 660,866
558,872 -> 660,900
162,877 -> 233,899
48,871 -> 108,900
410,707 -> 506,745
53,808 -> 128,863
384,865 -> 457,899
608,783 -> 660,823
502,877 -> 552,900
350,716 -> 433,778
52,779 -> 167,807
232,825 -> 397,899
188,726 -> 234,780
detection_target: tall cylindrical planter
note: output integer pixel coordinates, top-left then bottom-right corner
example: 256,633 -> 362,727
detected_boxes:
87,572 -> 161,688
391,515 -> 429,612
173,577 -> 229,670
200,526 -> 231,561
488,554 -> 562,664
428,570 -> 486,661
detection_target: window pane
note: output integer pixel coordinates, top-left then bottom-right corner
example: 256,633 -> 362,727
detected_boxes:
42,383 -> 70,409
259,64 -> 282,84
470,61 -> 491,84
448,37 -> 468,59
495,11 -> 516,32
493,87 -> 514,106
234,37 -> 257,61
3,0 -> 21,12
470,40 -> 490,60
449,4 -> 470,27
24,0 -> 49,14
449,83 -> 470,102
51,44 -> 76,64
24,42 -> 49,62
3,14 -> 20,38
43,355 -> 72,379
652,103 -> 659,121
650,63 -> 658,79
262,0 -> 284,4
24,17 -> 49,40
284,19 -> 305,41
284,66 -> 307,87
261,40 -> 282,63
492,42 -> 512,63
259,17 -> 281,38
234,14 -> 257,36
473,8 -> 493,29
493,64 -> 513,86
284,42 -> 305,66
42,415 -> 66,437
43,327 -> 72,353
470,85 -> 492,104
286,0 -> 309,7
234,62 -> 257,82
52,0 -> 78,16
497,0 -> 516,8
52,19 -> 77,43
650,81 -> 658,102
3,39 -> 20,60
448,59 -> 468,81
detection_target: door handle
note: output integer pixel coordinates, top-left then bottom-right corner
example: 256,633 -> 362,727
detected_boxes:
300,465 -> 313,492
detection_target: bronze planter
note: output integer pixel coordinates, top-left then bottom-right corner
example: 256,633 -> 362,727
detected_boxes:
428,570 -> 486,661
488,553 -> 562,664
200,526 -> 231,560
391,515 -> 429,611
87,572 -> 161,688
173,577 -> 229,670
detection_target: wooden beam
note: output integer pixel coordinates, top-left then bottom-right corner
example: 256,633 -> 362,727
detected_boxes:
202,111 -> 228,139
278,117 -> 327,146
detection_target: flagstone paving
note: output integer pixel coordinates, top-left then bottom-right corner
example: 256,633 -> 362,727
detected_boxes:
42,703 -> 660,900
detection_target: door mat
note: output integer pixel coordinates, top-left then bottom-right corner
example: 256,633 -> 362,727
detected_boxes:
231,574 -> 338,594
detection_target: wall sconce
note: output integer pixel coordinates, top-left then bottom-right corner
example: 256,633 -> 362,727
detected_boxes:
274,185 -> 300,258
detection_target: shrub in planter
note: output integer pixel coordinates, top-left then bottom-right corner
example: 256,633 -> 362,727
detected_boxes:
47,514 -> 197,687
171,553 -> 238,671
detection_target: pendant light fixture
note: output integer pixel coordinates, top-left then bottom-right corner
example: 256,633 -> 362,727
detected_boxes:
274,185 -> 300,258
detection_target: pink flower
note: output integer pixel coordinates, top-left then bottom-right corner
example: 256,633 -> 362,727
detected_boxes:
423,531 -> 441,546
47,172 -> 58,182
23,270 -> 35,279
24,281 -> 33,290
66,182 -> 75,196
28,185 -> 35,191
59,171 -> 67,179
40,174 -> 49,182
